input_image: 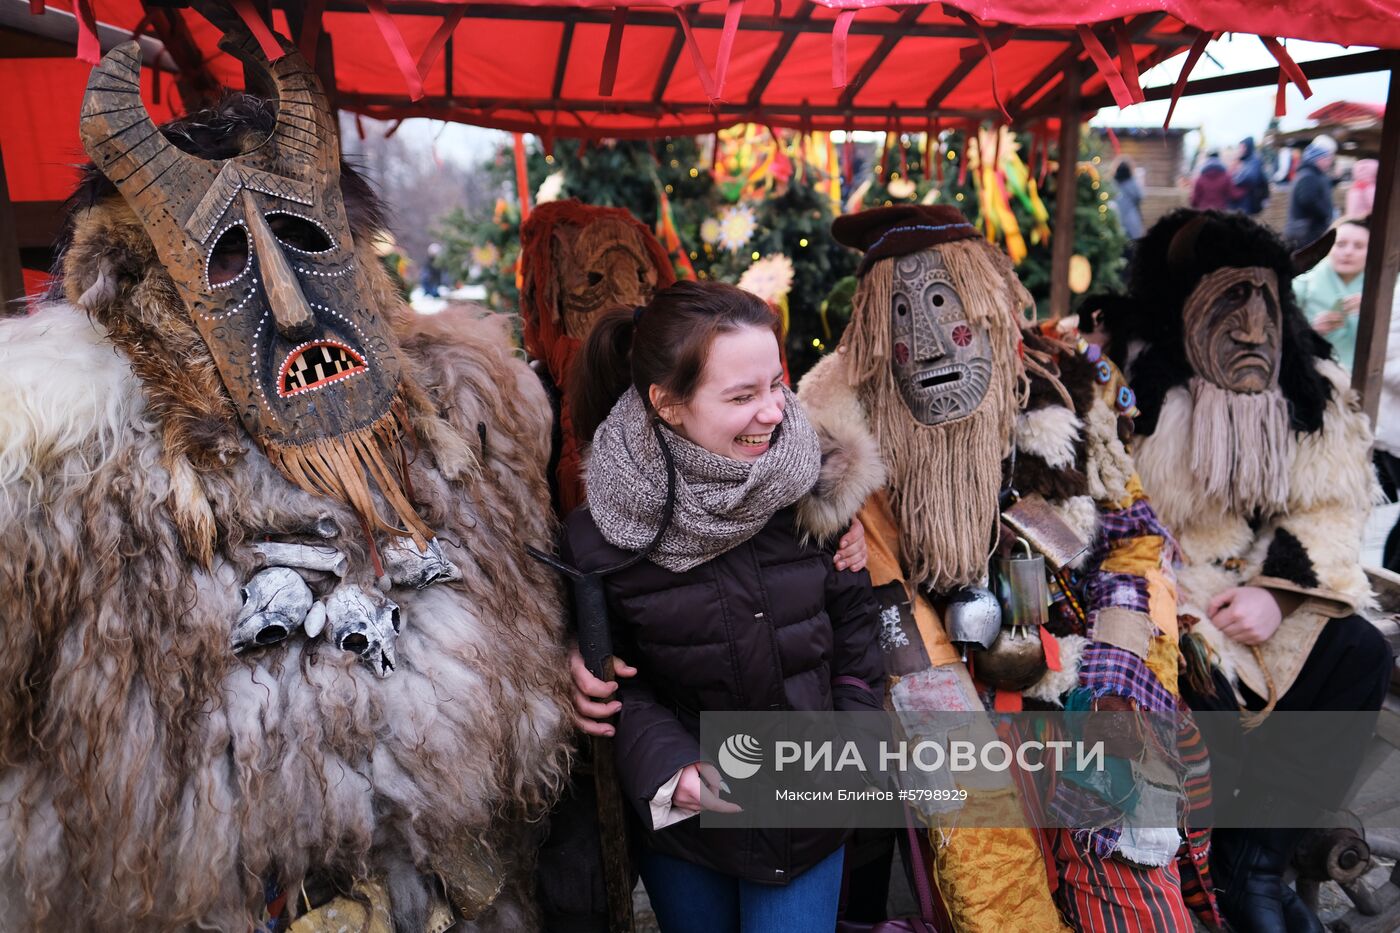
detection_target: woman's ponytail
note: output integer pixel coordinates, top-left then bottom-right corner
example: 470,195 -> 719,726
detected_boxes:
570,306 -> 639,444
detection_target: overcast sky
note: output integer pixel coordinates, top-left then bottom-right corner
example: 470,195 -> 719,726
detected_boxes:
1088,36 -> 1387,150
382,36 -> 1388,169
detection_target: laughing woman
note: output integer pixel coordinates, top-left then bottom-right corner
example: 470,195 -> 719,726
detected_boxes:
561,281 -> 886,933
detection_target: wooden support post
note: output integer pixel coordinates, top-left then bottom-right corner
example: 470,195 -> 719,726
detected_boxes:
0,137 -> 24,313
1049,60 -> 1081,320
1353,53 -> 1400,424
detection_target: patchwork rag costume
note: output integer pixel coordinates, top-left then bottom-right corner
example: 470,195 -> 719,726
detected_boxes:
519,199 -> 676,512
0,33 -> 571,932
797,206 -> 1198,932
1104,209 -> 1393,933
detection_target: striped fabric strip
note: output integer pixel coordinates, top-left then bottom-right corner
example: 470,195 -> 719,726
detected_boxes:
1051,830 -> 1195,933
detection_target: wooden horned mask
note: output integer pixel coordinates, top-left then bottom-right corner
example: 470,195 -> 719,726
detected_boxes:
80,36 -> 431,545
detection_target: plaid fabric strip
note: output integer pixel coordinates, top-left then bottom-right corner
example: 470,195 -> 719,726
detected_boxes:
1047,779 -> 1124,858
1083,571 -> 1152,616
1052,830 -> 1195,933
1097,498 -> 1181,561
1079,643 -> 1177,712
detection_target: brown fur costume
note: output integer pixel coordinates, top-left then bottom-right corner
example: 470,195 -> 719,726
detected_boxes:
518,200 -> 675,513
0,113 -> 571,930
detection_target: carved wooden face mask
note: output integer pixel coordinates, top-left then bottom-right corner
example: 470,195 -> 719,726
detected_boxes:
555,216 -> 660,340
889,250 -> 993,425
1181,266 -> 1282,394
80,36 -> 430,545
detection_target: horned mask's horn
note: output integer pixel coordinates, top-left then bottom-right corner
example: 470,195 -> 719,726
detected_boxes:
216,27 -> 341,182
79,41 -> 209,233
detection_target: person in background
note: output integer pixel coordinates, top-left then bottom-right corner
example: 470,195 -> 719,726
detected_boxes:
420,241 -> 445,297
1285,135 -> 1338,248
1296,216 -> 1370,370
1347,158 -> 1379,219
1191,150 -> 1240,211
1231,136 -> 1270,217
1113,159 -> 1145,240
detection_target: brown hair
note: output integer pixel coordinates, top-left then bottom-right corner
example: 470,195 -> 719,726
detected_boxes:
570,280 -> 779,444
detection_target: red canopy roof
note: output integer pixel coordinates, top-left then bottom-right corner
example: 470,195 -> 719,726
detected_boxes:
4,0 -> 1396,205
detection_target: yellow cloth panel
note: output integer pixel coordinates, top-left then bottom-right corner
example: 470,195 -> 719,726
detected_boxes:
928,790 -> 1069,933
1146,632 -> 1181,698
1100,535 -> 1166,577
1144,567 -> 1179,641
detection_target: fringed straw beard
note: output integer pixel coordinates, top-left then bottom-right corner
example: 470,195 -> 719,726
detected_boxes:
843,244 -> 1029,592
264,395 -> 434,550
1188,378 -> 1294,515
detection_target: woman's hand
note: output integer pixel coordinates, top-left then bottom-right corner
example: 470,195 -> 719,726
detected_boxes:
672,762 -> 743,814
568,642 -> 638,737
1313,310 -> 1345,334
1208,586 -> 1284,646
834,517 -> 868,573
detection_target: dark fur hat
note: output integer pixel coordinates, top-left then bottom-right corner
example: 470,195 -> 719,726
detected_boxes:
1103,208 -> 1334,435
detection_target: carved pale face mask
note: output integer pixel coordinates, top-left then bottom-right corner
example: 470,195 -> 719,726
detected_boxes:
1181,266 -> 1282,393
555,216 -> 660,340
81,35 -> 430,545
889,250 -> 993,425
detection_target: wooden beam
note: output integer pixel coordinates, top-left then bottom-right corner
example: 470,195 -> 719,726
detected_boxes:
444,33 -> 453,98
1352,53 -> 1400,423
838,5 -> 923,109
746,0 -> 813,108
651,27 -> 685,103
925,51 -> 980,110
550,19 -> 575,101
145,6 -> 223,108
1009,13 -> 1166,119
0,0 -> 176,69
248,0 -> 1181,44
0,26 -> 74,57
1045,49 -> 1395,118
11,201 -> 65,250
0,138 -> 22,312
1049,60 -> 1079,320
339,90 -> 993,122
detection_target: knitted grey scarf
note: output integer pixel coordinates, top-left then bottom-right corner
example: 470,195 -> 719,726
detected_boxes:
586,386 -> 822,572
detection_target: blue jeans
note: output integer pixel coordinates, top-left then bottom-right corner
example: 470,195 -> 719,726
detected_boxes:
640,844 -> 845,933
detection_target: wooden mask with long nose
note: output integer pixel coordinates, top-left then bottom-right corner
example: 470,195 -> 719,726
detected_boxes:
80,34 -> 431,545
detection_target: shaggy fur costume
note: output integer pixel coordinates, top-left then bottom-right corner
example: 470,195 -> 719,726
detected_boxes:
799,325 -> 1190,931
518,200 -> 675,513
1109,210 -> 1379,702
1132,360 -> 1378,700
0,131 -> 572,930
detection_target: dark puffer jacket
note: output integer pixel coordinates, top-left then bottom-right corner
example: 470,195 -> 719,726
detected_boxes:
562,505 -> 885,885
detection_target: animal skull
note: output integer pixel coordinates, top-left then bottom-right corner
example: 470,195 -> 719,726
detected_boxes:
231,567 -> 314,653
324,585 -> 402,677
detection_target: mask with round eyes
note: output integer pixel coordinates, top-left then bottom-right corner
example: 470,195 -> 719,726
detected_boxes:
81,35 -> 403,450
889,250 -> 993,425
555,216 -> 660,340
80,34 -> 431,544
1181,266 -> 1282,393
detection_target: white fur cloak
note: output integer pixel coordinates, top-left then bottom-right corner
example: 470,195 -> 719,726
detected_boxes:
0,303 -> 572,931
1132,359 -> 1380,700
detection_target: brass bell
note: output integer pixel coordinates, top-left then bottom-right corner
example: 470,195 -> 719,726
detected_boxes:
945,585 -> 1002,662
973,627 -> 1048,691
